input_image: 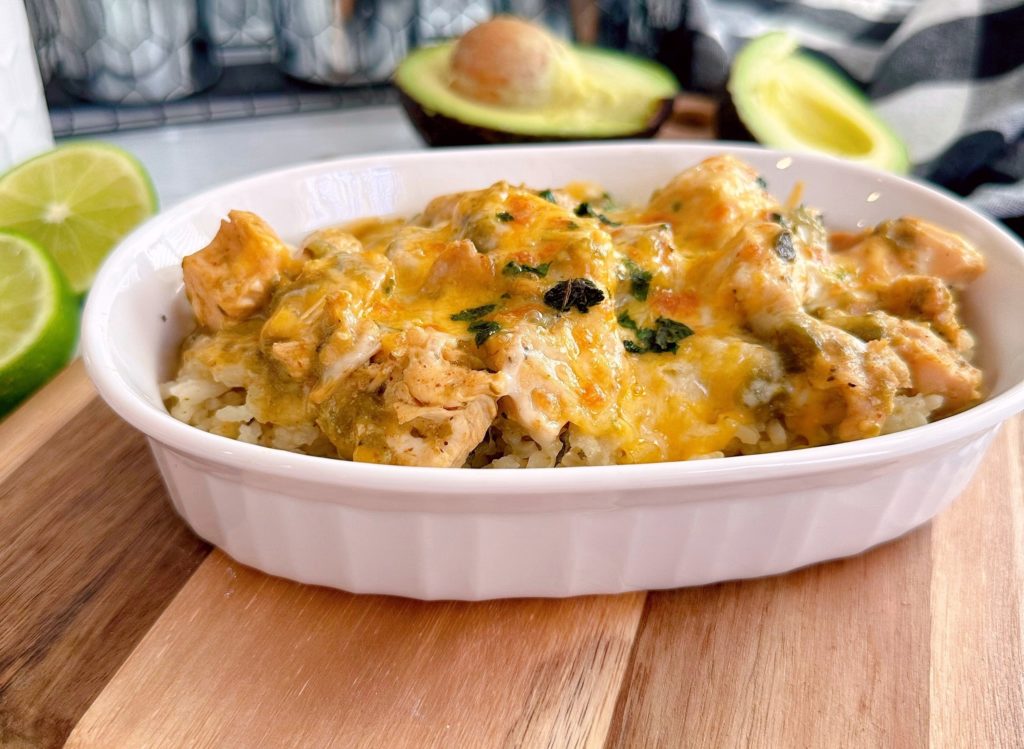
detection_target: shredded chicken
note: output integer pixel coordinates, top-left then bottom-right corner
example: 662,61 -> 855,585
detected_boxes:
316,328 -> 508,466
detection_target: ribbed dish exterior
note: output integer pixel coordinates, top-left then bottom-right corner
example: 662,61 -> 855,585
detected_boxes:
148,427 -> 997,600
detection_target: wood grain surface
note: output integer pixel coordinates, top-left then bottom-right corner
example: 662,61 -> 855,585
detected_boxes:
928,418 -> 1024,747
2,363 -> 1022,749
0,367 -> 211,749
66,553 -> 645,749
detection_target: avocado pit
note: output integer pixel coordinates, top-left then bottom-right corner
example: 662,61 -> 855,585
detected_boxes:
395,16 -> 679,146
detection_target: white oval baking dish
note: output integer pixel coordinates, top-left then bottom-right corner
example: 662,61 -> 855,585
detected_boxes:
82,143 -> 1024,600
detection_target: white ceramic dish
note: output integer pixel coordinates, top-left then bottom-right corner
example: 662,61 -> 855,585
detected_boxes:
82,143 -> 1024,600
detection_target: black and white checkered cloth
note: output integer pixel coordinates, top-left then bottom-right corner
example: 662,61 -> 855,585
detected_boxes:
641,0 -> 1024,228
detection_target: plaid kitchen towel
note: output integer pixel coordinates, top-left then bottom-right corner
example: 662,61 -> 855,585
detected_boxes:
639,0 -> 1024,225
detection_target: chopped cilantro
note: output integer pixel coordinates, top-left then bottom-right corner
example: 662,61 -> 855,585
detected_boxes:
617,310 -> 640,332
543,278 -> 606,313
503,260 -> 551,278
566,221 -> 579,230
652,318 -> 694,353
623,259 -> 653,301
755,175 -> 768,189
496,211 -> 515,222
618,311 -> 694,354
467,320 -> 501,346
450,304 -> 496,322
574,202 -> 621,227
618,310 -> 655,351
774,230 -> 796,262
538,189 -> 556,203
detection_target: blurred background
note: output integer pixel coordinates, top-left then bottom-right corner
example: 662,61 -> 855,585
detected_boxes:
28,0 -> 722,136
10,0 -> 1024,229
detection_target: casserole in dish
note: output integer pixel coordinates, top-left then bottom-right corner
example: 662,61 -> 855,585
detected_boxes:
82,143 -> 1024,599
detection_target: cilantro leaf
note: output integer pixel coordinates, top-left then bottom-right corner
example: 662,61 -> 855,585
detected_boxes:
651,318 -> 693,353
574,202 -> 621,227
467,320 -> 501,346
617,310 -> 639,332
450,304 -> 496,322
543,278 -> 606,313
503,260 -> 551,278
618,312 -> 693,354
623,259 -> 653,301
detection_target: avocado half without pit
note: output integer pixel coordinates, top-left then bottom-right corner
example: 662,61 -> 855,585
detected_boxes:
719,32 -> 909,173
394,16 -> 680,146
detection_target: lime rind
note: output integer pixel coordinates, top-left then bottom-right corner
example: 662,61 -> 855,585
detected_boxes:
0,142 -> 158,294
0,231 -> 78,415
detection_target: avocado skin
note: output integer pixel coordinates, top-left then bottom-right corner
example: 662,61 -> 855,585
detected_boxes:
398,89 -> 676,147
714,91 -> 756,143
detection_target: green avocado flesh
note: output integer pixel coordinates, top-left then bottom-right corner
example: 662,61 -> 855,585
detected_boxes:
395,43 -> 679,141
727,32 -> 909,172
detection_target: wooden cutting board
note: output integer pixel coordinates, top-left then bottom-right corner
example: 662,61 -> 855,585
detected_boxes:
0,361 -> 1021,748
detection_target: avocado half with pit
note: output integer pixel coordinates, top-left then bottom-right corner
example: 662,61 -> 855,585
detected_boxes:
719,32 -> 909,172
394,16 -> 679,146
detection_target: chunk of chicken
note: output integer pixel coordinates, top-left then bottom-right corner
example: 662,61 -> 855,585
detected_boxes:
182,211 -> 295,330
888,318 -> 981,413
774,319 -> 910,441
833,217 -> 985,289
176,319 -> 313,429
259,229 -> 392,396
316,328 -> 508,467
696,221 -> 818,323
698,221 -> 910,440
420,239 -> 495,295
825,311 -> 982,414
384,226 -> 453,291
483,322 -> 581,446
416,191 -> 465,228
646,155 -> 777,251
482,311 -> 627,447
877,275 -> 972,351
301,226 -> 363,258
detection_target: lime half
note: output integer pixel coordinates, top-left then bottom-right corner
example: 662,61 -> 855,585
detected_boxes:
0,232 -> 78,415
0,142 -> 157,294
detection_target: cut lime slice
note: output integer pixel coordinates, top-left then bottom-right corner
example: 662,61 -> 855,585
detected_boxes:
0,142 -> 157,294
0,232 -> 78,416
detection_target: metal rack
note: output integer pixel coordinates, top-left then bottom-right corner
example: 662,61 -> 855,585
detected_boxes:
44,66 -> 397,137
25,0 -> 676,138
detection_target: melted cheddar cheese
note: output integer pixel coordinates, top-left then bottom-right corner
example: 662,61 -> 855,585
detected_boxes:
165,155 -> 985,468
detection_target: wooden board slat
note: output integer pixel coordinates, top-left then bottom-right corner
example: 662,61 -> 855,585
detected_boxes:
929,417 -> 1024,747
0,360 -> 96,485
0,367 -> 211,749
65,552 -> 646,749
606,527 -> 932,748
606,420 -> 1023,749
